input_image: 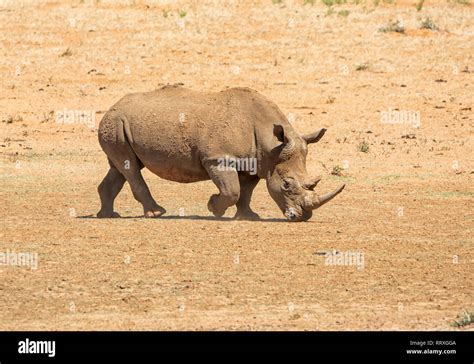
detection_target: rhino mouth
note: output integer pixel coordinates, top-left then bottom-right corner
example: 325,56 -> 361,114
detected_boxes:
284,206 -> 313,222
284,207 -> 313,222
284,183 -> 345,222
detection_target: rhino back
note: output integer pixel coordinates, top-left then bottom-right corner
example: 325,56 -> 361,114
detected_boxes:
105,86 -> 272,181
124,86 -> 271,152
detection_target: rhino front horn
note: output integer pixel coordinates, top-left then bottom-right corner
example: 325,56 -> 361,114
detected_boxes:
306,183 -> 345,210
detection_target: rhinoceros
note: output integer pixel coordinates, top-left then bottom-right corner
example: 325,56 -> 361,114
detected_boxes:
97,85 -> 344,221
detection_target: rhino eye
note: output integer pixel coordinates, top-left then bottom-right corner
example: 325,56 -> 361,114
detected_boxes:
281,179 -> 292,191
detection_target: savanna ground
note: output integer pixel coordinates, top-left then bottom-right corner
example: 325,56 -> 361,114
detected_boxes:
0,0 -> 473,330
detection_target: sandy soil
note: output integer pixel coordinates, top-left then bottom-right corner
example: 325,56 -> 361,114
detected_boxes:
0,0 -> 472,330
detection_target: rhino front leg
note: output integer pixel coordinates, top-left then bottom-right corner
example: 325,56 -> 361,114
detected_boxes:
204,161 -> 240,218
233,174 -> 260,221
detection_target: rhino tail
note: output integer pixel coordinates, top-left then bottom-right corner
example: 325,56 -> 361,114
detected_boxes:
116,115 -> 144,169
117,115 -> 134,146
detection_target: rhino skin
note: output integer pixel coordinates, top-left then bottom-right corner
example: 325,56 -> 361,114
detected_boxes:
97,85 -> 344,221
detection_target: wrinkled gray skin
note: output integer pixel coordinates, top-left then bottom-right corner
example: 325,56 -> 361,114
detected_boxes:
97,85 -> 344,221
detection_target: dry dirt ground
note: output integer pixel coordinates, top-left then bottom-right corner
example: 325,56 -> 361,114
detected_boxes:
0,0 -> 473,330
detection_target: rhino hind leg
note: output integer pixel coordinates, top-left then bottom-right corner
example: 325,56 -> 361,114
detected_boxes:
99,133 -> 165,218
233,174 -> 260,221
204,161 -> 240,218
115,157 -> 165,218
97,160 -> 126,218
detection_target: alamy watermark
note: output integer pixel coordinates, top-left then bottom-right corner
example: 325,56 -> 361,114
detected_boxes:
217,156 -> 257,175
18,339 -> 55,358
380,108 -> 420,128
0,250 -> 38,270
325,250 -> 364,271
55,108 -> 96,128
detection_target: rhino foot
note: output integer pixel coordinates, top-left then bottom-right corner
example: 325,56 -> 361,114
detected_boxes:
207,194 -> 226,217
97,210 -> 121,218
233,210 -> 260,221
144,206 -> 166,218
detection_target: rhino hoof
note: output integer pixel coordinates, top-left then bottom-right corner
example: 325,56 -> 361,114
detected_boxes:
97,210 -> 121,218
233,210 -> 260,221
144,208 -> 166,218
207,194 -> 225,217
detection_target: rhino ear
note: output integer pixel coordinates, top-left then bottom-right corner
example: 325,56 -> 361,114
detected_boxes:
274,124 -> 295,153
273,124 -> 286,143
303,128 -> 327,144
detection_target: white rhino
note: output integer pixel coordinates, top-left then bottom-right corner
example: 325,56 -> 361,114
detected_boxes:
97,85 -> 344,221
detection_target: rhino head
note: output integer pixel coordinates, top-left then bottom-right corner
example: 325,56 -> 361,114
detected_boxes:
266,124 -> 345,222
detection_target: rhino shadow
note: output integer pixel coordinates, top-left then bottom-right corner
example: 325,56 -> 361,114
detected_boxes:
77,214 -> 287,222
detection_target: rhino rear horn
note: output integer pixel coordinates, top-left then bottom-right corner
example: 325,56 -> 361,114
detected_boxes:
303,176 -> 321,190
303,128 -> 326,144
